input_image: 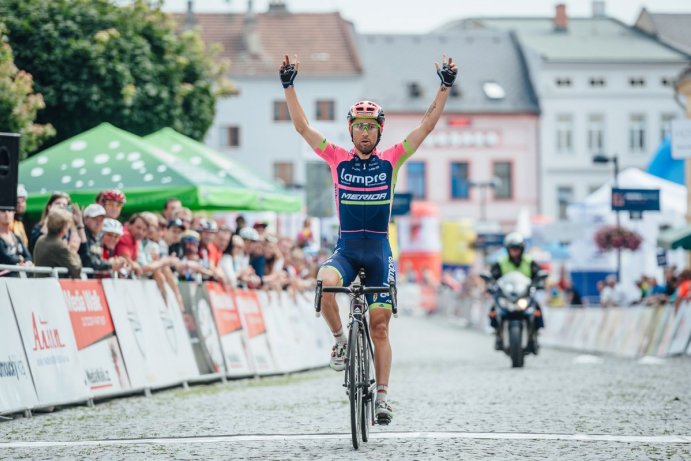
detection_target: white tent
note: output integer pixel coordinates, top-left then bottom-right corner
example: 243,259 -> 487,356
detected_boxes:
566,168 -> 687,289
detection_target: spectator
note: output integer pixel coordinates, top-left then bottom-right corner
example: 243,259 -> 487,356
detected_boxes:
599,275 -> 617,307
114,213 -> 148,277
253,221 -> 269,239
155,214 -> 170,256
673,269 -> 691,313
197,218 -> 221,268
245,227 -> 267,280
96,189 -> 126,220
562,279 -> 583,306
233,215 -> 247,237
166,218 -> 186,259
33,208 -> 84,278
296,217 -> 314,249
173,207 -> 193,230
235,229 -> 262,288
216,225 -> 232,255
10,184 -> 28,247
0,209 -> 32,276
79,204 -> 126,274
163,198 -> 182,222
178,230 -> 216,281
29,191 -> 71,254
101,218 -> 124,266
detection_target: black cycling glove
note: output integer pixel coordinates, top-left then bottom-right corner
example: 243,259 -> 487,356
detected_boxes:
437,63 -> 457,88
280,64 -> 298,89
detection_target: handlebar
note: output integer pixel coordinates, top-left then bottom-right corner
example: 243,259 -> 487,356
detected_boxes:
314,280 -> 398,317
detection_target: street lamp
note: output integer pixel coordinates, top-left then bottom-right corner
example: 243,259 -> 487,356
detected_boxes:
593,153 -> 621,282
469,177 -> 501,222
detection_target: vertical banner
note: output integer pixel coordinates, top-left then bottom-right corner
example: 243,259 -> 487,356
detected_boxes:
103,280 -> 198,389
60,280 -> 130,396
204,283 -> 253,377
6,279 -> 88,406
235,289 -> 276,375
257,291 -> 302,373
298,293 -> 333,369
668,302 -> 691,355
178,282 -> 226,375
0,280 -> 39,414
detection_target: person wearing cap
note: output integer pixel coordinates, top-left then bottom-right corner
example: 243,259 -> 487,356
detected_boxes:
78,204 -> 125,275
10,184 -> 29,248
177,230 -> 217,282
197,218 -> 222,269
96,189 -> 126,220
166,218 -> 186,260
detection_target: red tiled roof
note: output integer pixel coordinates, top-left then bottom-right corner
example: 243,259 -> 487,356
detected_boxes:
173,11 -> 362,76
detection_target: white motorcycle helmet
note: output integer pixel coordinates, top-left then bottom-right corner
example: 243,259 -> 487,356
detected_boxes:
504,232 -> 525,253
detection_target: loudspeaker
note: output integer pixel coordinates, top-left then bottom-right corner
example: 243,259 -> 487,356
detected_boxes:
0,133 -> 20,211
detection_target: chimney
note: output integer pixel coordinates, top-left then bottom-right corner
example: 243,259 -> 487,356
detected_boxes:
243,0 -> 262,57
592,1 -> 606,17
268,0 -> 288,13
182,0 -> 195,30
554,4 -> 568,32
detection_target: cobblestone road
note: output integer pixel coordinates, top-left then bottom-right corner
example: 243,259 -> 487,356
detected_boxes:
1,314 -> 689,460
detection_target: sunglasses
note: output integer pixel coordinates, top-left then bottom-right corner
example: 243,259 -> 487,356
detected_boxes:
104,200 -> 123,208
352,122 -> 380,132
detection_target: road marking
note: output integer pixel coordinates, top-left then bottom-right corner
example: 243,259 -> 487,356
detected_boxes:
1,431 -> 690,448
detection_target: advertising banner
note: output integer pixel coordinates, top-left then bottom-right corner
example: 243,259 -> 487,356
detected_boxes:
668,303 -> 691,355
103,280 -> 196,389
298,293 -> 332,368
60,280 -> 130,396
0,280 -> 38,414
654,305 -> 680,357
6,278 -> 88,406
257,291 -> 302,373
178,282 -> 226,375
235,289 -> 276,375
204,282 -> 253,377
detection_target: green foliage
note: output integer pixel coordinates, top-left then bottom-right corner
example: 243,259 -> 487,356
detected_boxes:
0,22 -> 55,159
0,0 -> 234,154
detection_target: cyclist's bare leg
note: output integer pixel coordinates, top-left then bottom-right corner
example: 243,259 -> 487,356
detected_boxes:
369,308 -> 392,393
316,268 -> 343,335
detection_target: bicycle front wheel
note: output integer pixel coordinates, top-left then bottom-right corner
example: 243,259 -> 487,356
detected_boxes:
360,325 -> 372,442
348,320 -> 363,449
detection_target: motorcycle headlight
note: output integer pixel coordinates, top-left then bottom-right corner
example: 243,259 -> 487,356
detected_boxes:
516,298 -> 529,310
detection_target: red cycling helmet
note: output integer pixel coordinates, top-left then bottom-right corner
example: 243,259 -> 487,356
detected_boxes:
347,101 -> 385,132
99,189 -> 126,204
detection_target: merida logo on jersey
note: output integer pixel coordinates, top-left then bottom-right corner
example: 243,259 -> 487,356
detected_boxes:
340,170 -> 387,185
341,192 -> 387,200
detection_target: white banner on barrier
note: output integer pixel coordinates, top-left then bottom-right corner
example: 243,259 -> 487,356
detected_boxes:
235,289 -> 276,375
0,280 -> 39,414
668,303 -> 691,355
6,279 -> 88,406
299,294 -> 332,369
103,280 -> 198,389
257,291 -> 301,373
60,280 -> 130,396
204,283 -> 253,377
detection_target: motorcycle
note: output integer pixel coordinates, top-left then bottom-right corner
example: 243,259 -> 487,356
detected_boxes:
481,271 -> 547,368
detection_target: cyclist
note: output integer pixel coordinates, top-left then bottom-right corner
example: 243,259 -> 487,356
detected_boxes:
489,232 -> 544,351
280,53 -> 457,423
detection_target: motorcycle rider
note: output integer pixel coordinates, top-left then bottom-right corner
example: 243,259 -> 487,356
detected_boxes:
489,232 -> 544,351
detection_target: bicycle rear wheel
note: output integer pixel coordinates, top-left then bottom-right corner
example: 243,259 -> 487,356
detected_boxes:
348,321 -> 363,449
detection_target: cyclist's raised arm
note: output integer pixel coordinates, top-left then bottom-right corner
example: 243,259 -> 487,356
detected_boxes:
405,55 -> 458,153
281,54 -> 324,149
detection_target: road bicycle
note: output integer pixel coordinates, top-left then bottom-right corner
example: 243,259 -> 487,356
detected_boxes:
315,268 -> 397,449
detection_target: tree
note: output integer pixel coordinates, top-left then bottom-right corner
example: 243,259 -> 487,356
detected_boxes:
0,0 -> 234,155
0,22 -> 55,159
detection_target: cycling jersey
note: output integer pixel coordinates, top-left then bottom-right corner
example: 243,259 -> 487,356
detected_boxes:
314,139 -> 415,240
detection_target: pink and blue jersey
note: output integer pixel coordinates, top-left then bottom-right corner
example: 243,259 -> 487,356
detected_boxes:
314,139 -> 415,240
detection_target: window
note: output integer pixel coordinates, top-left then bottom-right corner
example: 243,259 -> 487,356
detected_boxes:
450,162 -> 469,199
273,100 -> 290,121
629,114 -> 646,153
555,77 -> 571,87
660,113 -> 677,141
316,100 -> 335,121
589,77 -> 606,87
629,77 -> 646,87
587,114 -> 605,153
219,126 -> 240,147
493,162 -> 512,200
557,186 -> 574,220
482,81 -> 505,100
407,162 -> 426,199
273,162 -> 294,187
556,114 -> 573,153
408,82 -> 423,98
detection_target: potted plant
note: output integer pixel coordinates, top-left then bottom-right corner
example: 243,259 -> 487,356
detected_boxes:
594,225 -> 642,252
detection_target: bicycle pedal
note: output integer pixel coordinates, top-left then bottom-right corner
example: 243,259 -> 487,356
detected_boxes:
376,416 -> 391,426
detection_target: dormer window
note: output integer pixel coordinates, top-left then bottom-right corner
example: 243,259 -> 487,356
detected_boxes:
589,77 -> 606,87
408,82 -> 423,98
629,77 -> 646,87
482,81 -> 505,100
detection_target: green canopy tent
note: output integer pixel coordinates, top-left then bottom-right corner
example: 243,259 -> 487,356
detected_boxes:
19,123 -> 257,215
657,224 -> 691,250
144,128 -> 302,212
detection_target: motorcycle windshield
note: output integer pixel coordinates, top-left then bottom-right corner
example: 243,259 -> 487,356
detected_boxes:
497,272 -> 532,298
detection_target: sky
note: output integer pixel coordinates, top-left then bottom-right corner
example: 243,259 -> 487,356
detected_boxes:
161,0 -> 691,34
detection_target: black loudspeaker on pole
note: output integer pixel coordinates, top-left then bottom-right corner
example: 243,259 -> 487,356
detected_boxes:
0,133 -> 20,211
